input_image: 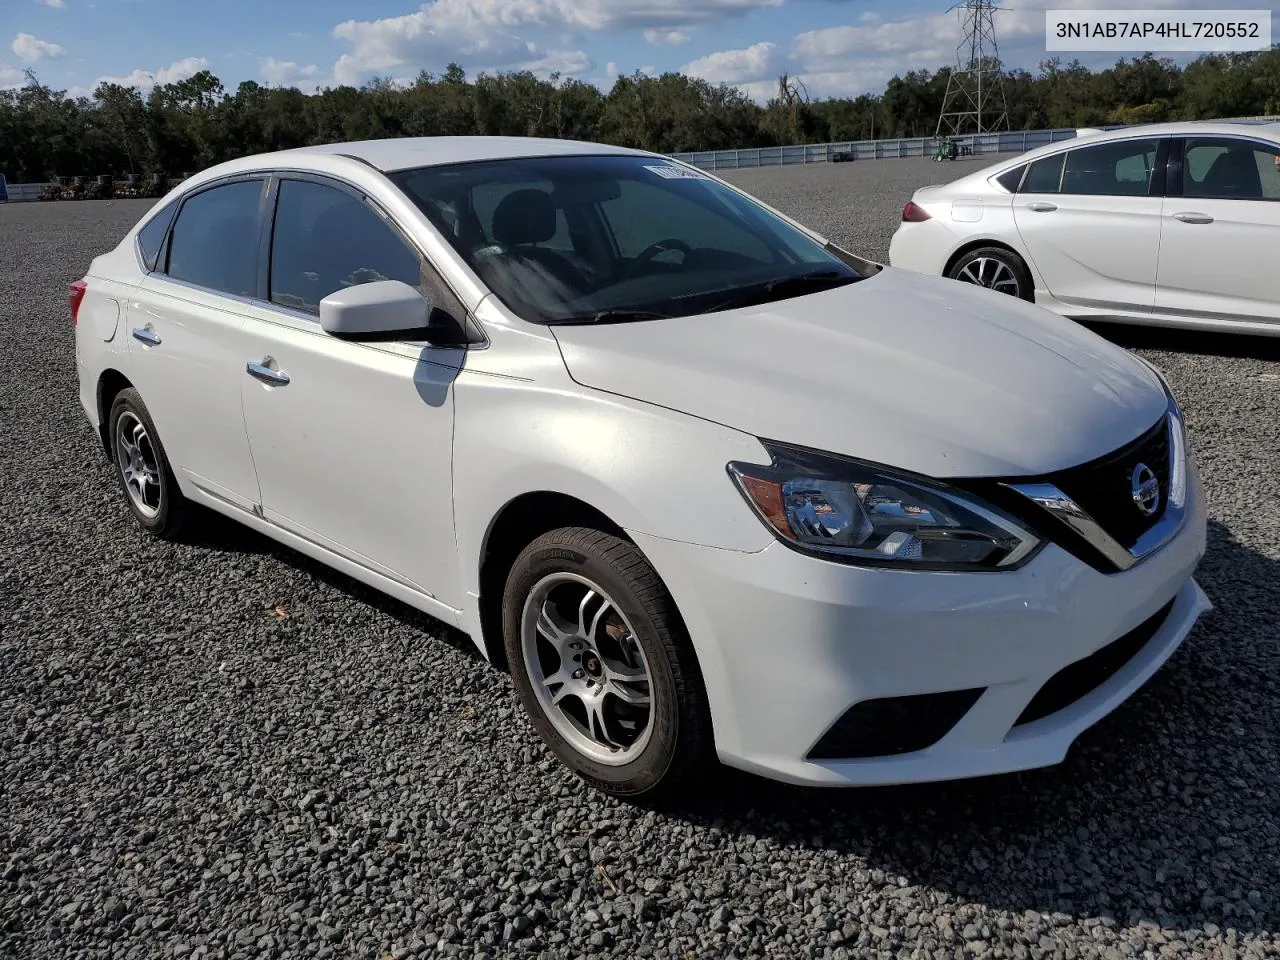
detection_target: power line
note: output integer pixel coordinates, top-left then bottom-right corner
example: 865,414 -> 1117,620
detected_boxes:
935,0 -> 1011,138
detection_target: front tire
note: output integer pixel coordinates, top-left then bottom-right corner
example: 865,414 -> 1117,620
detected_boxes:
947,246 -> 1034,301
502,527 -> 712,801
108,387 -> 192,539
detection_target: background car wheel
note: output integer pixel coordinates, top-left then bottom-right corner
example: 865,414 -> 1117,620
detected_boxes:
947,247 -> 1034,301
108,387 -> 191,539
502,526 -> 713,802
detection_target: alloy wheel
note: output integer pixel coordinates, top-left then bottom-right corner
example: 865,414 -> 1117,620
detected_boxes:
520,572 -> 653,765
956,256 -> 1021,296
115,411 -> 162,519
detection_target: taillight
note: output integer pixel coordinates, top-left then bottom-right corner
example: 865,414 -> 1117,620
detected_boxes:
69,279 -> 87,326
902,201 -> 931,222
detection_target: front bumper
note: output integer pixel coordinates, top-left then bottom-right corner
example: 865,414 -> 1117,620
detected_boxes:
629,462 -> 1209,787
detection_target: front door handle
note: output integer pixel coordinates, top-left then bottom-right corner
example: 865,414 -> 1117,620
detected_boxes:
131,327 -> 161,346
246,359 -> 290,386
1173,212 -> 1214,224
1025,201 -> 1058,212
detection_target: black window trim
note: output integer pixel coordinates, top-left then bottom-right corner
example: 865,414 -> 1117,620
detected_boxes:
258,170 -> 484,346
1168,133 -> 1280,202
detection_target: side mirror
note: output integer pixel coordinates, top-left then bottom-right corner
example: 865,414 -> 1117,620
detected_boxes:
319,280 -> 432,341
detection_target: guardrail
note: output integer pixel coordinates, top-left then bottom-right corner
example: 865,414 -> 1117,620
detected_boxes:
2,182 -> 50,202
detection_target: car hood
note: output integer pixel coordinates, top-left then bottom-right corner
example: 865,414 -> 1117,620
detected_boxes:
550,268 -> 1169,479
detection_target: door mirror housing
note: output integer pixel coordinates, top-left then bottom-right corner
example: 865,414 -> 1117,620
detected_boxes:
319,280 -> 433,341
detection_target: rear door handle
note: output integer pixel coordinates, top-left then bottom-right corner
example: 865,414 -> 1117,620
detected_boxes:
131,326 -> 161,346
246,359 -> 290,386
1173,212 -> 1214,224
1025,201 -> 1058,212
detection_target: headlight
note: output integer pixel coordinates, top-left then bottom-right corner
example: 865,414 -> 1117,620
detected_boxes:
728,442 -> 1041,570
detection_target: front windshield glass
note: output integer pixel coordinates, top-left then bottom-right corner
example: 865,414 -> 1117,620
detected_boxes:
390,154 -> 862,324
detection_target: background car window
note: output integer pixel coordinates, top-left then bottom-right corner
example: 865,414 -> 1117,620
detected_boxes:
166,180 -> 263,296
269,179 -> 423,314
1021,154 -> 1064,193
137,199 -> 178,272
1061,139 -> 1159,196
600,179 -> 773,262
1183,138 -> 1280,200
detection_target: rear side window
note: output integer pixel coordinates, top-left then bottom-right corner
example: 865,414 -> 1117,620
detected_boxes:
1060,139 -> 1160,196
268,178 -> 424,315
166,180 -> 265,297
136,200 -> 178,272
994,165 -> 1025,193
1022,154 -> 1065,194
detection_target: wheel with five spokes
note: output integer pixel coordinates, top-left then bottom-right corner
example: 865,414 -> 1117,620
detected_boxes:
109,387 -> 192,539
947,246 -> 1033,301
502,527 -> 712,801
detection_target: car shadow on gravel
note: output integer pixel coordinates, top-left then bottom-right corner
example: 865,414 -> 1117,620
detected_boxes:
668,517 -> 1279,935
1084,321 -> 1280,362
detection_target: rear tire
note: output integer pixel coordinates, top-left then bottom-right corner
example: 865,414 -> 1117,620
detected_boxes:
947,246 -> 1034,301
502,526 -> 713,802
108,387 -> 192,540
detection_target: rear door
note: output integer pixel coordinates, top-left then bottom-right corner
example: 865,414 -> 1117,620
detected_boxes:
1155,135 -> 1280,324
124,177 -> 267,511
1012,136 -> 1169,313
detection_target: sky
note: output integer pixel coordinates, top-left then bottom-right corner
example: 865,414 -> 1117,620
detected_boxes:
3,0 -> 1278,104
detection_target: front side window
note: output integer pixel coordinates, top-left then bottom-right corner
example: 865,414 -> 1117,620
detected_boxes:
166,179 -> 264,296
268,179 -> 424,314
390,155 -> 862,324
1060,139 -> 1161,197
1183,137 -> 1280,200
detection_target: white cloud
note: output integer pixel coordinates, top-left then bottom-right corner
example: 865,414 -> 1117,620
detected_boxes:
605,60 -> 617,78
92,56 -> 211,93
12,32 -> 64,61
644,28 -> 689,45
331,0 -> 781,84
0,63 -> 24,88
39,0 -> 66,7
640,64 -> 655,75
522,49 -> 592,76
260,57 -> 319,88
682,41 -> 779,85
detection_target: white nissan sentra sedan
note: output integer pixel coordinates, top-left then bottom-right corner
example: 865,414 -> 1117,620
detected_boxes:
73,136 -> 1210,800
889,120 -> 1280,337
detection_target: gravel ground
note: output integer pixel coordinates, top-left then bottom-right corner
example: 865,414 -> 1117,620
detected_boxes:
3,161 -> 1280,960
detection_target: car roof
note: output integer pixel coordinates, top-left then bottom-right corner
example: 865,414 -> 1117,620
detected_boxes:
247,136 -> 652,174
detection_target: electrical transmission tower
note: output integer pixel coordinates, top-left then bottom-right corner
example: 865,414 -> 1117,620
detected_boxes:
935,0 -> 1010,138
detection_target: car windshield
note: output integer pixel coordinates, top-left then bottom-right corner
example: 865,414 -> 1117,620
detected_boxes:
389,154 -> 863,324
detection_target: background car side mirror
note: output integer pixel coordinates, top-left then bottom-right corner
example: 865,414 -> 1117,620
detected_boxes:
319,280 -> 442,342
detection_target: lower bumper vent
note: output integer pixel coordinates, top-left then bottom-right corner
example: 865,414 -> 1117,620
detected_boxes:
807,688 -> 985,760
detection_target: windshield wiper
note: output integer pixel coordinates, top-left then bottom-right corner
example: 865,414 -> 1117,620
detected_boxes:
701,269 -> 853,313
551,308 -> 674,325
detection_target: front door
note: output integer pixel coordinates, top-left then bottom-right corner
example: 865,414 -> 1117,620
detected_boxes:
238,175 -> 466,608
1155,135 -> 1280,325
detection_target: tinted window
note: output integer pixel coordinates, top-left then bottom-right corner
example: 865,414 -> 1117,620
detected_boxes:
1061,139 -> 1160,196
600,178 -> 774,263
1022,154 -> 1064,193
392,155 -> 858,325
995,165 -> 1025,193
137,200 -> 178,271
1183,138 -> 1280,200
167,180 -> 264,296
269,179 -> 424,314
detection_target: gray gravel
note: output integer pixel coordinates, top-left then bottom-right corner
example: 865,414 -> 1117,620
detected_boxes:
3,161 -> 1280,960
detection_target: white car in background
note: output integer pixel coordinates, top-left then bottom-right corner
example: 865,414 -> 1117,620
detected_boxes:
73,137 -> 1208,800
889,120 -> 1280,336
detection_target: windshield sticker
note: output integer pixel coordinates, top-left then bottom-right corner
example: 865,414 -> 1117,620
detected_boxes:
643,164 -> 712,181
